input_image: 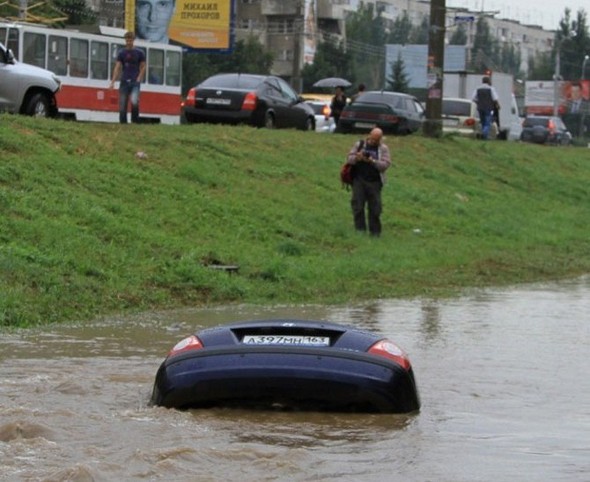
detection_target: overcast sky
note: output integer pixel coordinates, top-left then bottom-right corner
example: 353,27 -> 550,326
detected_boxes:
447,0 -> 589,31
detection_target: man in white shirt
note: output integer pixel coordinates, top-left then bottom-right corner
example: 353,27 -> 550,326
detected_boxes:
471,76 -> 500,140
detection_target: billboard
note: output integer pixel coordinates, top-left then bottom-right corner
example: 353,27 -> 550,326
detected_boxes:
525,80 -> 590,115
303,0 -> 317,65
130,0 -> 235,52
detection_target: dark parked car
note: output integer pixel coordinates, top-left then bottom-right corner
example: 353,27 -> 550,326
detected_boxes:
520,115 -> 572,145
151,319 -> 420,413
182,73 -> 315,130
337,91 -> 425,135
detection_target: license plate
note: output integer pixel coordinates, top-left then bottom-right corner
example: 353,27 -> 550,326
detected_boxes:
206,98 -> 231,105
242,335 -> 330,346
354,122 -> 375,129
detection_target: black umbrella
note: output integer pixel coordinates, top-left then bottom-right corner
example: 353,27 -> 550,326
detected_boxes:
312,77 -> 352,88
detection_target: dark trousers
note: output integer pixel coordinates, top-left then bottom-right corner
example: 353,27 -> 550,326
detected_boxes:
351,178 -> 383,236
119,81 -> 141,124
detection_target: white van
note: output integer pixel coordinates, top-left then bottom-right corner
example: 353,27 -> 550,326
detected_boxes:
0,41 -> 61,117
506,93 -> 523,141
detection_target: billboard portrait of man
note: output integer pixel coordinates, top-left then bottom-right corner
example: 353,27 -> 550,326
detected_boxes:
135,0 -> 176,43
128,0 -> 234,51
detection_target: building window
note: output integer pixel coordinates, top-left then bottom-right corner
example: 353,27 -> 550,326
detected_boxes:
277,49 -> 293,61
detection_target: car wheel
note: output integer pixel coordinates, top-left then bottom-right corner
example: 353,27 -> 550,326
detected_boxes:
303,116 -> 314,131
25,93 -> 51,117
264,111 -> 275,129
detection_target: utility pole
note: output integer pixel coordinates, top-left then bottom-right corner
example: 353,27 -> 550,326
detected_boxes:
424,0 -> 446,138
291,1 -> 303,93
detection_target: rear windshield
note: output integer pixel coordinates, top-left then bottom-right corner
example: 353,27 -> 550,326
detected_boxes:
357,92 -> 402,105
442,100 -> 472,116
523,117 -> 550,127
200,75 -> 263,89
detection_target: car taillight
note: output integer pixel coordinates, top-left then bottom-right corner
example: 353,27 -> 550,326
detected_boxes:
378,114 -> 399,123
242,92 -> 258,111
185,88 -> 197,107
368,339 -> 411,371
464,118 -> 476,126
168,335 -> 203,357
322,104 -> 331,119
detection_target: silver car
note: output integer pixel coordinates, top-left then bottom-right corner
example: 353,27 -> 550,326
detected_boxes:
0,41 -> 60,117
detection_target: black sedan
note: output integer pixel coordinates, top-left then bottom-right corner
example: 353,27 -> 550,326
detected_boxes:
337,91 -> 425,135
151,319 -> 421,413
182,73 -> 316,130
520,115 -> 572,145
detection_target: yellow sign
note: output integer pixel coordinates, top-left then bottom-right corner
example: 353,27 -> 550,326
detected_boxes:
125,0 -> 136,33
169,1 -> 233,50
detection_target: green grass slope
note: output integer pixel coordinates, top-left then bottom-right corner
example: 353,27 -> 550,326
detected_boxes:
1,115 -> 589,326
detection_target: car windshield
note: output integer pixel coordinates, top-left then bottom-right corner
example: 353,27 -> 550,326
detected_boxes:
200,75 -> 263,89
524,117 -> 550,127
442,100 -> 472,116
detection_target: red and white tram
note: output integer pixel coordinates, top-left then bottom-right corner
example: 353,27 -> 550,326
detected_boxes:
0,22 -> 182,124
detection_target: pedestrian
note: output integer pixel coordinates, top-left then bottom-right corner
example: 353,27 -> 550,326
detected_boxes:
350,83 -> 366,103
109,31 -> 146,124
136,0 -> 176,44
345,127 -> 391,237
330,86 -> 347,126
471,75 -> 499,140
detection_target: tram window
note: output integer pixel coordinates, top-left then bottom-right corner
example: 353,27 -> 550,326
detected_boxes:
23,32 -> 46,68
70,38 -> 89,77
148,48 -> 164,85
165,50 -> 181,87
48,35 -> 68,76
109,44 -> 125,79
136,47 -> 146,83
91,41 -> 109,80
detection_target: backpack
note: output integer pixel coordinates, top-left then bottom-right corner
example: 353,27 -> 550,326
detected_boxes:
340,140 -> 364,188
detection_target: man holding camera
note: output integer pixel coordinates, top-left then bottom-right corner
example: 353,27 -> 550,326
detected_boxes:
345,127 -> 391,236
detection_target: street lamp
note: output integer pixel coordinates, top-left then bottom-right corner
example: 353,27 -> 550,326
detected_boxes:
583,55 -> 590,80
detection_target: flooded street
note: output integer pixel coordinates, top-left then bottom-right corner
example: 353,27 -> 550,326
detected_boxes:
1,277 -> 589,481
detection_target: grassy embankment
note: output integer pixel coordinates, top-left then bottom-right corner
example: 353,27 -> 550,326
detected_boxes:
1,114 -> 589,327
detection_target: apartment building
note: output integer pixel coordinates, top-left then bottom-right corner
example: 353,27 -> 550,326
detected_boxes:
235,0 -> 555,82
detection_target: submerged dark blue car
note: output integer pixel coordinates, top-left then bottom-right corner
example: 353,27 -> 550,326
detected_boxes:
151,319 -> 420,413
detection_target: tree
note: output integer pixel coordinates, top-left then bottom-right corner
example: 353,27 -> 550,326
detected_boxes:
528,51 -> 555,80
388,12 -> 413,45
555,8 -> 590,80
300,38 -> 351,92
345,3 -> 388,88
470,17 -> 500,73
386,53 -> 410,92
410,16 -> 430,44
448,24 -> 468,45
52,0 -> 96,25
182,36 -> 274,95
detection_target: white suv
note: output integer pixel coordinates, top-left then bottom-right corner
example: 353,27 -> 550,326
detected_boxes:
0,41 -> 60,117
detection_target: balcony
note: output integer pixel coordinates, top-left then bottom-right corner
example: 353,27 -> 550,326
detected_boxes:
261,0 -> 299,16
317,0 -> 344,20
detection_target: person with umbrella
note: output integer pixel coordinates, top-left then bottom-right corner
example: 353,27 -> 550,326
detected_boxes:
330,86 -> 348,127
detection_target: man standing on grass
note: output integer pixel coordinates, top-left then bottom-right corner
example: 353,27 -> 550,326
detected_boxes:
109,31 -> 146,124
345,127 -> 391,237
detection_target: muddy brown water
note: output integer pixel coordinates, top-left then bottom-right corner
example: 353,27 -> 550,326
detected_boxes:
1,277 -> 589,481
